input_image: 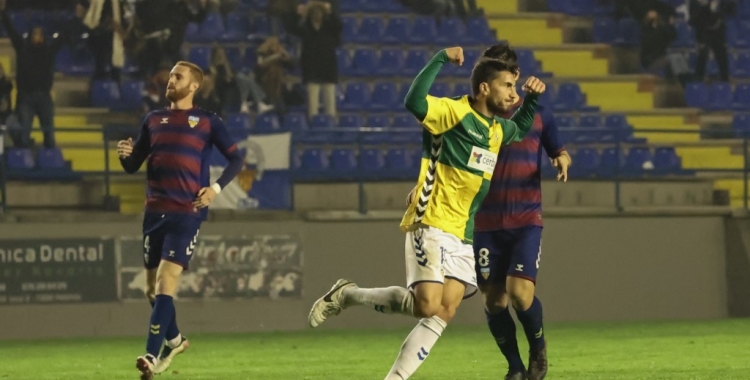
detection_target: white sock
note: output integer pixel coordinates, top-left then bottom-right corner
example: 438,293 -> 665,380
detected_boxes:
384,316 -> 447,380
342,286 -> 414,316
166,334 -> 182,349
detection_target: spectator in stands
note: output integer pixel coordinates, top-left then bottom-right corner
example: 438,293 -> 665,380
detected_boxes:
453,0 -> 480,18
210,45 -> 274,114
689,0 -> 735,82
641,10 -> 691,85
615,0 -> 675,20
135,0 -> 207,78
82,0 -> 126,82
142,65 -> 171,112
0,0 -> 69,148
255,36 -> 293,116
0,63 -> 13,126
288,1 -> 342,118
194,71 -> 222,114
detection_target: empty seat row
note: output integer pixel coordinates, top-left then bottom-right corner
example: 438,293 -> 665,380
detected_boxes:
294,147 -> 421,181
90,80 -> 145,110
571,146 -> 687,177
684,82 -> 750,111
184,12 -> 272,43
341,16 -> 495,45
6,148 -> 68,170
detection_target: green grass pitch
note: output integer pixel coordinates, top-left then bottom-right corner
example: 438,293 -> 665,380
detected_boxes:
1,319 -> 748,379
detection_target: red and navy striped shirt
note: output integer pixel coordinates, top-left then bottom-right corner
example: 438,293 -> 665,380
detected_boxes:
120,107 -> 244,219
475,103 -> 565,231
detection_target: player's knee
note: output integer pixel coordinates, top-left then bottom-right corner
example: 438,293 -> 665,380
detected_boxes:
412,297 -> 441,319
483,293 -> 509,314
436,303 -> 458,323
506,278 -> 535,310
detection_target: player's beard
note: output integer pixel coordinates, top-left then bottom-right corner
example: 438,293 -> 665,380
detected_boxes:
486,97 -> 507,116
166,86 -> 190,102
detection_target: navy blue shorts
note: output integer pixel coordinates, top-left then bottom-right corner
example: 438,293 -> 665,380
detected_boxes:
473,226 -> 543,285
142,212 -> 202,270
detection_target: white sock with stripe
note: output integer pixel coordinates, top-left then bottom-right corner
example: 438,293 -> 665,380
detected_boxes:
384,316 -> 447,380
342,286 -> 414,316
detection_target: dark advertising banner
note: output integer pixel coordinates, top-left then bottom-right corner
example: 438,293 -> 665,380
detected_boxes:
0,238 -> 117,304
120,235 -> 303,301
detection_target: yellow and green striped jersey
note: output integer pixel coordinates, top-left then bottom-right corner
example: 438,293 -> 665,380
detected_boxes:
400,95 -> 537,243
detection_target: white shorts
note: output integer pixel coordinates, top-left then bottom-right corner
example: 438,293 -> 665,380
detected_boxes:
404,226 -> 478,299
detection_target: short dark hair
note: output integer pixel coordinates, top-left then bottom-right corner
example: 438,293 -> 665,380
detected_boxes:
470,58 -> 520,96
482,43 -> 517,64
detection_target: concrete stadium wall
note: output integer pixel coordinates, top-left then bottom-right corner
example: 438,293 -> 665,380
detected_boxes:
0,216 -> 727,340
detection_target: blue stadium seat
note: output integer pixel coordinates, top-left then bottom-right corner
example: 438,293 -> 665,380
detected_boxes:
350,48 -> 378,77
370,82 -> 399,111
465,17 -> 496,44
671,21 -> 695,48
55,46 -> 95,77
599,147 -> 622,177
226,113 -> 252,129
708,82 -> 732,111
360,148 -> 385,175
198,12 -> 224,42
579,115 -> 602,128
90,80 -> 120,108
310,114 -> 336,129
684,82 -> 709,108
336,49 -> 352,76
354,17 -> 384,44
339,115 -> 364,129
6,148 -> 34,169
733,84 -> 750,111
572,148 -> 599,178
221,12 -> 250,41
184,22 -> 201,42
248,14 -> 271,39
455,50 -> 481,77
409,17 -> 438,44
436,17 -> 470,45
614,18 -> 640,46
37,148 -> 65,169
734,114 -> 750,137
223,47 -> 244,72
387,147 -> 418,178
382,17 -> 410,44
367,115 -> 390,128
341,16 -> 358,43
624,147 -> 652,176
283,113 -> 308,130
653,147 -> 681,174
454,83 -> 472,97
255,113 -> 280,132
403,49 -> 429,76
516,49 -> 546,77
430,83 -> 451,98
340,82 -> 370,111
376,49 -> 404,76
330,148 -> 358,175
188,46 -> 211,70
393,114 -> 419,129
592,18 -> 616,44
605,114 -> 628,129
242,48 -> 257,72
731,51 -> 750,78
299,148 -> 329,171
555,115 -> 576,128
114,80 -> 144,111
340,0 -> 365,12
727,20 -> 750,48
553,83 -> 585,112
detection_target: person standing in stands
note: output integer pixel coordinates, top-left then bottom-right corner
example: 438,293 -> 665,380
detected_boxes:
287,1 -> 342,118
689,0 -> 736,82
0,0 -> 68,149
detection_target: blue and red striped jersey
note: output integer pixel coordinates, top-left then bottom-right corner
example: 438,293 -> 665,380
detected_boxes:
120,107 -> 244,219
474,103 -> 565,231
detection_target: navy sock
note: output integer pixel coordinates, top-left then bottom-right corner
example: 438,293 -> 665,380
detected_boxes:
150,299 -> 180,343
514,297 -> 546,353
486,308 -> 525,371
146,295 -> 175,357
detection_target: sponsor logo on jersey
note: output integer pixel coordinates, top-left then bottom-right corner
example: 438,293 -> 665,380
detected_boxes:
467,146 -> 497,174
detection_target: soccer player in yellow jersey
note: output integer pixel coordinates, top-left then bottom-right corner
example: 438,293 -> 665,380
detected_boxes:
308,46 -> 546,380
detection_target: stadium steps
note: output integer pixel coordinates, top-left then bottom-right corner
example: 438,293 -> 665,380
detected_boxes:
109,180 -> 146,215
714,179 -> 750,208
61,146 -> 120,172
627,115 -> 701,143
488,17 -> 562,46
476,0 -> 517,14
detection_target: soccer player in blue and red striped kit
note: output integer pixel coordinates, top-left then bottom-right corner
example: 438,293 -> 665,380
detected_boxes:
474,44 -> 571,380
117,61 -> 243,380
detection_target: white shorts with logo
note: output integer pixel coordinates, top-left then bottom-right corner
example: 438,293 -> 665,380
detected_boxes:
405,226 -> 478,299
